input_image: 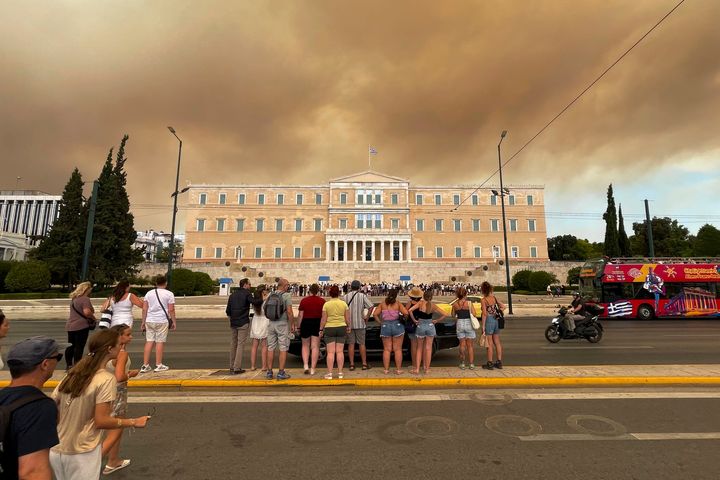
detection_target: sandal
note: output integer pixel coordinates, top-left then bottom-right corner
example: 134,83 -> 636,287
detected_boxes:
362,364 -> 371,370
103,459 -> 131,475
383,369 -> 390,375
349,365 -> 355,371
338,372 -> 344,379
323,373 -> 333,380
395,370 -> 404,375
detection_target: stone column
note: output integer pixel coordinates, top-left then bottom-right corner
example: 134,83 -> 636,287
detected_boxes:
334,241 -> 339,263
370,239 -> 375,262
380,240 -> 385,262
407,239 -> 412,262
326,240 -> 330,262
399,240 -> 404,262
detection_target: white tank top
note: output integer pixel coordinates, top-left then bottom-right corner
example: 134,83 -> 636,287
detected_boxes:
110,293 -> 136,327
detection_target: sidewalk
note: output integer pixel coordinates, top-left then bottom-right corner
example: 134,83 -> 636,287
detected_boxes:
3,364 -> 719,389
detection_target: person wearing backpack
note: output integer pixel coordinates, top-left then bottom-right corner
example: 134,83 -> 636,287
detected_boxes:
264,278 -> 295,380
0,336 -> 68,480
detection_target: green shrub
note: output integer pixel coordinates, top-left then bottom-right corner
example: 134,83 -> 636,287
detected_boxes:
5,261 -> 52,292
0,261 -> 14,293
528,270 -> 558,293
170,268 -> 196,296
566,266 -> 581,285
192,272 -> 214,295
512,270 -> 532,291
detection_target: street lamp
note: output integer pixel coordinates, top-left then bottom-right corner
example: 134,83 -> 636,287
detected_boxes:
497,130 -> 513,315
167,126 -> 183,287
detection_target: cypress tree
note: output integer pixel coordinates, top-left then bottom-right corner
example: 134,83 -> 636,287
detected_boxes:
618,204 -> 632,257
31,168 -> 86,287
602,184 -> 621,257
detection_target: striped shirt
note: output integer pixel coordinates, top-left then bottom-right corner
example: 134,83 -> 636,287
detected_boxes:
342,291 -> 374,329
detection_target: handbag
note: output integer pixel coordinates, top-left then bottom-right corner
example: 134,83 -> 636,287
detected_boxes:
99,297 -> 113,329
71,299 -> 96,330
477,333 -> 488,348
155,289 -> 174,329
487,297 -> 505,330
469,301 -> 481,330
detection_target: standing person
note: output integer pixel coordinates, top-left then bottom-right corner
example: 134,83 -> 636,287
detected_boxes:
265,278 -> 295,380
297,283 -> 325,375
140,275 -> 176,373
407,290 -> 447,374
102,280 -> 143,329
404,286 -> 423,372
452,287 -> 476,370
66,282 -> 96,371
249,285 -> 269,372
225,278 -> 263,375
343,280 -> 374,371
0,336 -> 67,480
319,285 -> 350,379
481,281 -> 505,370
0,309 -> 8,370
50,330 -> 150,480
373,289 -> 409,375
101,325 -> 139,475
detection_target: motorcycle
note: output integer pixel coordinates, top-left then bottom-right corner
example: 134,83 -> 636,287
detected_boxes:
544,305 -> 604,343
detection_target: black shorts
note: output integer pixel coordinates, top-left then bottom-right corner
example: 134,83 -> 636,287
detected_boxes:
300,318 -> 321,338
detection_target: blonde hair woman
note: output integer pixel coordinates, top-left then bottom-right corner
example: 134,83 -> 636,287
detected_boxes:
66,282 -> 97,370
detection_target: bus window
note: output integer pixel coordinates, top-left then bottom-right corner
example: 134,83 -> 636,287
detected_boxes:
602,283 -> 635,303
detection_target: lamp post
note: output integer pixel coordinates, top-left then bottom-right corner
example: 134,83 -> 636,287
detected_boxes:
167,126 -> 183,288
497,130 -> 513,314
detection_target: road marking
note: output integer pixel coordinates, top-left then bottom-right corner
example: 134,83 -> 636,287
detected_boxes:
540,346 -> 654,350
664,334 -> 720,337
631,433 -> 720,440
516,392 -> 720,400
520,433 -> 720,442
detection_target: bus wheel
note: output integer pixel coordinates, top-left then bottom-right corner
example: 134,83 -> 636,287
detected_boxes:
637,304 -> 654,320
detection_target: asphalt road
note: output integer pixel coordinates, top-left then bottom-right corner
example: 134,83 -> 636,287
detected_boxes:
4,316 -> 720,369
94,389 -> 720,479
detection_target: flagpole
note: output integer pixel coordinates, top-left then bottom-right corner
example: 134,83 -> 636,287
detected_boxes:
368,144 -> 371,170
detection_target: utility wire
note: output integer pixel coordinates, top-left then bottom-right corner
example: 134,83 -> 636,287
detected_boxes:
452,0 -> 687,212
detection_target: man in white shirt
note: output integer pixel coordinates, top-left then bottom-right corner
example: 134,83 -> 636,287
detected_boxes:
140,275 -> 176,373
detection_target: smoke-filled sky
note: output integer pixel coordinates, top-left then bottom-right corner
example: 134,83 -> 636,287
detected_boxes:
2,0 -> 719,241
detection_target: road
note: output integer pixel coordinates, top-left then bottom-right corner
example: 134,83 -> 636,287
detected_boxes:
5,316 -> 720,369
96,388 -> 720,479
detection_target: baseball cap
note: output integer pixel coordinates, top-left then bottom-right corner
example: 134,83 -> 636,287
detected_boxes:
6,336 -> 71,367
351,280 -> 361,290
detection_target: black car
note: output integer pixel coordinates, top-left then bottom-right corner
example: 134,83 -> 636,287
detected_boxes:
288,308 -> 458,361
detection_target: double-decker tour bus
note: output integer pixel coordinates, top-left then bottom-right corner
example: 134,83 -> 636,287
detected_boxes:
578,257 -> 720,320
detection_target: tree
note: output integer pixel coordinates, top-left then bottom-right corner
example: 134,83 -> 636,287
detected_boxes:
156,244 -> 183,264
618,204 -> 632,257
86,136 -> 144,286
0,261 -> 14,293
528,271 -> 558,292
547,235 -> 604,261
566,266 -> 581,285
603,184 -> 621,257
5,261 -> 51,292
170,268 -> 196,296
693,224 -> 720,257
30,168 -> 86,287
512,270 -> 532,290
630,217 -> 692,257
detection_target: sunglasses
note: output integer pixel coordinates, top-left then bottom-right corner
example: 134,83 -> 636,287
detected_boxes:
46,353 -> 63,362
409,297 -> 421,302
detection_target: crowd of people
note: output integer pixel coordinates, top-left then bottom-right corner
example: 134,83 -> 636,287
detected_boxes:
288,281 -> 488,298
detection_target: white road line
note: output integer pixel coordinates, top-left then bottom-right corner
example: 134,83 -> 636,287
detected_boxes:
631,433 -> 720,440
663,335 -> 720,337
515,392 -> 720,400
540,346 -> 654,350
520,433 -> 720,442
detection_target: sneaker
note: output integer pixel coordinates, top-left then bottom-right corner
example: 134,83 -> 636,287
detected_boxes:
266,370 -> 274,380
494,360 -> 503,369
139,364 -> 152,374
154,364 -> 169,372
324,372 -> 333,380
276,370 -> 291,380
468,364 -> 476,370
481,362 -> 494,370
459,363 -> 466,370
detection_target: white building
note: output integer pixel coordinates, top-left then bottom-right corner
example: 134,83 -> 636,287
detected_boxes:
0,231 -> 30,261
0,191 -> 62,245
135,230 -> 184,263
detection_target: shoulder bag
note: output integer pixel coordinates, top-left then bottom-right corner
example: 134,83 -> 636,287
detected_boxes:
155,289 -> 175,328
469,301 -> 481,330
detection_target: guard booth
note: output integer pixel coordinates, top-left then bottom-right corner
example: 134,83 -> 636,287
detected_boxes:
318,275 -> 331,285
219,278 -> 233,296
399,275 -> 411,288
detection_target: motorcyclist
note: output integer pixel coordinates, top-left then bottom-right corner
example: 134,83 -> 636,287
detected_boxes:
563,292 -> 586,334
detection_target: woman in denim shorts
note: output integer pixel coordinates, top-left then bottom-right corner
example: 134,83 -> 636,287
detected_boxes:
481,281 -> 506,370
404,287 -> 424,374
408,290 -> 448,374
452,287 -> 477,370
373,289 -> 409,375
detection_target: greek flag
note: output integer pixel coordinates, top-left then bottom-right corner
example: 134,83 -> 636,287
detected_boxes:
607,301 -> 633,317
369,146 -> 378,155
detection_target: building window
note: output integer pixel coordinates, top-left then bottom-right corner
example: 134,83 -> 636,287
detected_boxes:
258,194 -> 265,205
508,195 -> 515,206
216,219 -> 225,232
492,245 -> 501,258
472,194 -> 479,206
236,219 -> 245,232
315,193 -> 322,205
416,194 -> 423,205
509,219 -> 518,232
453,194 -> 460,205
434,194 -> 441,205
417,247 -> 424,258
528,219 -> 537,232
256,219 -> 264,232
235,246 -> 243,259
530,246 -> 538,258
215,247 -> 223,259
435,219 -> 443,232
375,191 -> 381,204
391,218 -> 399,229
199,193 -> 207,205
238,193 -> 246,205
436,246 -> 443,258
339,218 -> 348,229
314,219 -> 322,231
275,219 -> 283,231
472,219 -> 480,232
294,247 -> 301,259
511,246 -> 519,258
453,219 -> 461,232
474,246 -> 481,258
295,219 -> 302,231
296,193 -> 303,205
391,193 -> 398,205
274,247 -> 282,259
255,247 -> 262,259
455,246 -> 462,258
490,195 -> 497,206
416,219 -> 424,232
527,195 -> 534,206
374,214 -> 381,229
313,246 -> 321,258
356,190 -> 364,205
196,219 -> 205,232
277,194 -> 284,205
357,216 -> 364,229
490,219 -> 499,232
219,193 -> 226,205
340,193 -> 347,205
195,247 -> 202,259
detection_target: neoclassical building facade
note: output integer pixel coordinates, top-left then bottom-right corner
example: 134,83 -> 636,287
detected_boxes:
182,171 -> 549,265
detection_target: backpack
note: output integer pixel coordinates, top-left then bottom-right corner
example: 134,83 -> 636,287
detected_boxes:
0,390 -> 49,474
264,292 -> 287,321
